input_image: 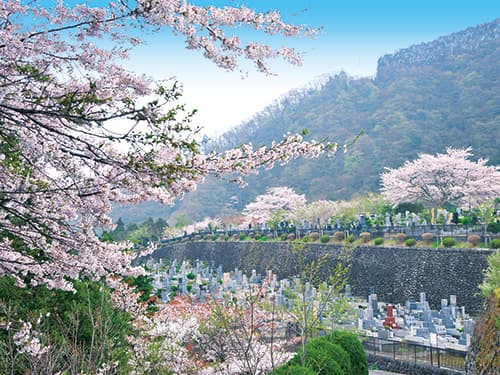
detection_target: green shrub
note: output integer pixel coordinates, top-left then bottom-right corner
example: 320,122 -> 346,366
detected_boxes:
288,343 -> 343,375
395,233 -> 406,243
346,234 -> 355,243
239,233 -> 247,241
405,238 -> 416,247
269,365 -> 316,375
467,235 -> 481,247
301,235 -> 311,243
211,234 -> 218,241
315,337 -> 352,374
324,330 -> 368,375
359,232 -> 371,243
491,239 -> 500,249
280,233 -> 288,241
333,231 -> 344,241
186,272 -> 195,280
421,232 -> 434,244
374,237 -> 384,246
320,235 -> 330,243
259,236 -> 268,241
487,222 -> 500,234
442,237 -> 456,247
0,278 -> 133,372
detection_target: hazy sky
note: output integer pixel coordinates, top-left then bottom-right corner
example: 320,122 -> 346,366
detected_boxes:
126,1 -> 499,138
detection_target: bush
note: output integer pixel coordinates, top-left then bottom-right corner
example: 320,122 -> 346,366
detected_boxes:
320,235 -> 330,243
0,278 -> 133,373
315,337 -> 352,374
280,233 -> 288,241
346,234 -> 355,243
442,237 -> 456,247
359,232 -> 371,243
333,231 -> 344,241
239,233 -> 247,241
301,235 -> 311,243
491,239 -> 500,249
269,365 -> 316,375
487,222 -> 500,234
374,237 -> 384,246
310,232 -> 320,241
395,233 -> 406,243
405,238 -> 416,247
467,235 -> 481,247
421,232 -> 434,244
324,330 -> 368,375
287,341 -> 343,375
254,233 -> 261,240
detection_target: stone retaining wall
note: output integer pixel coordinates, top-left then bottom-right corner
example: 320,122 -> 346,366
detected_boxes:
150,241 -> 496,314
367,354 -> 463,374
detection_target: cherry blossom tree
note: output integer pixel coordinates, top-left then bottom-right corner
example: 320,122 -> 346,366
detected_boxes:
380,148 -> 500,210
242,186 -> 307,229
293,200 -> 342,229
0,1 -> 340,291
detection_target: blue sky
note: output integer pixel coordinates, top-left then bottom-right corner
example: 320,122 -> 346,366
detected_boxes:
125,0 -> 499,137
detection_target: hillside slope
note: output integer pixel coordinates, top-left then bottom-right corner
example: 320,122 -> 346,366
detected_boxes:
114,19 -> 500,223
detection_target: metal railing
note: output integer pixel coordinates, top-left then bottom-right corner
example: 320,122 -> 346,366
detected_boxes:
361,336 -> 466,373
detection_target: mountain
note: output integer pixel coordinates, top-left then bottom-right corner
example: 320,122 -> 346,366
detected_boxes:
113,19 -> 500,223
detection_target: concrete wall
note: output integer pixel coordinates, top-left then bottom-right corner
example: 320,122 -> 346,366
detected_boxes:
150,241 -> 496,314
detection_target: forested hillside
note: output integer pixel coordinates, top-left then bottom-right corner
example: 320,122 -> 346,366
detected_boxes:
114,19 -> 500,223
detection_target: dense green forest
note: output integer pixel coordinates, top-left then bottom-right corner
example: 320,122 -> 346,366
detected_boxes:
113,19 -> 500,223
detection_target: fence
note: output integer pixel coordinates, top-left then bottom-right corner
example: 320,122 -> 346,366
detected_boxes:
361,336 -> 466,373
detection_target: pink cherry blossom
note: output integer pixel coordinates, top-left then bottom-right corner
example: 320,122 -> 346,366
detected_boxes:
381,147 -> 500,209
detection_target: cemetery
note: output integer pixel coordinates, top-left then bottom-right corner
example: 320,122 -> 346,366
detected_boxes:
151,240 -> 494,314
1,2 -> 498,373
147,258 -> 475,373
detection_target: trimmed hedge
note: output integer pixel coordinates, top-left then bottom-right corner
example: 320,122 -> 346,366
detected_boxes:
421,232 -> 434,244
333,231 -> 345,241
288,343 -> 343,375
269,365 -> 316,375
467,234 -> 481,247
442,237 -> 456,248
324,330 -> 368,375
395,233 -> 406,243
320,235 -> 330,243
405,238 -> 416,247
491,238 -> 500,249
315,337 -> 352,374
374,237 -> 384,246
359,232 -> 371,243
